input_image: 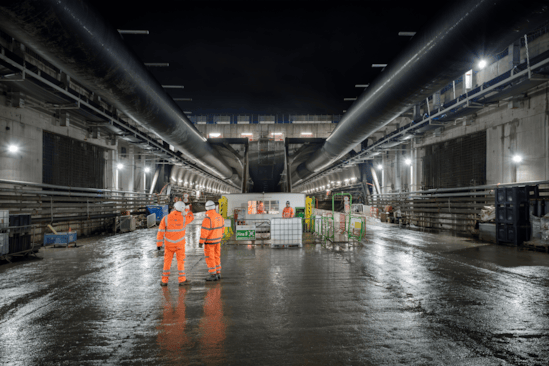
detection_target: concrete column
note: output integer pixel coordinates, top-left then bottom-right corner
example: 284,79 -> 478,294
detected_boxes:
129,146 -> 135,192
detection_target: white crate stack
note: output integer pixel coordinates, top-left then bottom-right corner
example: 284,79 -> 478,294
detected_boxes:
271,218 -> 302,248
0,210 -> 9,256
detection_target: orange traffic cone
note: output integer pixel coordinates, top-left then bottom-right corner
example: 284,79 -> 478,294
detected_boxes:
68,227 -> 72,232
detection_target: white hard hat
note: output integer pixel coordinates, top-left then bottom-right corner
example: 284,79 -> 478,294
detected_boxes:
205,200 -> 216,210
174,201 -> 185,212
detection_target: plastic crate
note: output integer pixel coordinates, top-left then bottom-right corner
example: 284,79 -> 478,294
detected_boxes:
43,232 -> 77,247
495,203 -> 529,224
9,214 -> 32,233
146,205 -> 169,223
8,234 -> 31,253
496,223 -> 530,246
496,186 -> 538,204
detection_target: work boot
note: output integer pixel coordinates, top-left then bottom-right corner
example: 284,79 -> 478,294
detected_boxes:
205,274 -> 218,281
179,280 -> 189,286
216,273 -> 221,280
160,282 -> 167,287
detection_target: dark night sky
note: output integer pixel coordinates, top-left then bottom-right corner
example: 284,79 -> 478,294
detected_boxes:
92,1 -> 440,115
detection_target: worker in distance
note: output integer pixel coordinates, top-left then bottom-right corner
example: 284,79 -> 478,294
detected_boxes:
156,201 -> 194,286
199,200 -> 224,281
282,200 -> 294,218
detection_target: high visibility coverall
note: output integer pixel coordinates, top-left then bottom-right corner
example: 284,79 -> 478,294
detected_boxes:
199,210 -> 224,276
157,210 -> 194,283
282,206 -> 294,218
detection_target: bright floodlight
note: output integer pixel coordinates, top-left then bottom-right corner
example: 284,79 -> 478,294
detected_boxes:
478,59 -> 487,69
377,164 -> 383,170
405,158 -> 412,165
209,133 -> 221,138
144,167 -> 150,173
512,155 -> 522,163
8,145 -> 19,153
117,163 -> 123,170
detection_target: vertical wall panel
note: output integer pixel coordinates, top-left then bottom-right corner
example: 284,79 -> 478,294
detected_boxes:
43,131 -> 106,188
422,131 -> 486,189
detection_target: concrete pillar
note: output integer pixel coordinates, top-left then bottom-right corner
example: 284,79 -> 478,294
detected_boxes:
508,40 -> 521,73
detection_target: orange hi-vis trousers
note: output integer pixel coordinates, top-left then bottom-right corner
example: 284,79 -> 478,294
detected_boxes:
157,210 -> 194,283
200,210 -> 224,275
204,244 -> 221,275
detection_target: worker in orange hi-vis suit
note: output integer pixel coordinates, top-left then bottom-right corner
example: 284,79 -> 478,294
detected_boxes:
200,201 -> 224,281
157,201 -> 194,286
282,201 -> 294,218
257,201 -> 265,214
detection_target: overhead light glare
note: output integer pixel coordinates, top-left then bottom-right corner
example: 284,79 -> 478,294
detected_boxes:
209,133 -> 221,138
405,158 -> 412,166
512,155 -> 522,163
377,164 -> 383,170
478,59 -> 487,69
301,132 -> 313,135
144,167 -> 150,173
117,163 -> 124,170
8,145 -> 19,153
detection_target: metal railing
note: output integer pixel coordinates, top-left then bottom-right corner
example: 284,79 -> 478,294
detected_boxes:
367,181 -> 549,233
0,179 -> 169,244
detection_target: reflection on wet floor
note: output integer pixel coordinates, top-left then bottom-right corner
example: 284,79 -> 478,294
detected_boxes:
1,220 -> 549,365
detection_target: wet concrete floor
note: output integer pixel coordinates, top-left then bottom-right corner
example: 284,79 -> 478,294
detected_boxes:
1,219 -> 549,365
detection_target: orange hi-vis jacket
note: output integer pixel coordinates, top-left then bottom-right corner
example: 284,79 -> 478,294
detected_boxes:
199,210 -> 225,245
157,210 -> 194,248
282,206 -> 294,218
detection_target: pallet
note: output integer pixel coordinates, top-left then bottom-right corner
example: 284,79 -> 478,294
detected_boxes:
522,239 -> 549,253
270,243 -> 302,248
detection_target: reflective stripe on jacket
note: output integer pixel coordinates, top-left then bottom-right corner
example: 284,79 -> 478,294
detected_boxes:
157,210 -> 194,247
282,207 -> 294,218
199,210 -> 224,245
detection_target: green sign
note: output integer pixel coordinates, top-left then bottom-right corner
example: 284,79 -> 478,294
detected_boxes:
236,225 -> 256,240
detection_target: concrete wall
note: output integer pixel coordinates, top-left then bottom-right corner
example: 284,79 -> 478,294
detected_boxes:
374,83 -> 549,193
0,98 -> 153,192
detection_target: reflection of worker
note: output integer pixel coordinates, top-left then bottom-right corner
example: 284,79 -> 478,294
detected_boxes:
200,201 -> 224,281
157,201 -> 194,286
157,287 -> 190,359
199,286 -> 226,365
257,201 -> 265,214
282,201 -> 294,218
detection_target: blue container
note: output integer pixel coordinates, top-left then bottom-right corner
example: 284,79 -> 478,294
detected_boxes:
146,205 -> 169,223
43,232 -> 77,247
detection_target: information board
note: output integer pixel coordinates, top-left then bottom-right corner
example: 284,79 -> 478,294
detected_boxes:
236,225 -> 256,240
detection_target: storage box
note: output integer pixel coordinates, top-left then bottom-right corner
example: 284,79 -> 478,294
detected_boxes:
43,232 -> 77,247
9,214 -> 32,233
380,213 -> 387,222
479,223 -> 496,243
146,205 -> 169,223
8,234 -> 32,253
120,216 -> 136,233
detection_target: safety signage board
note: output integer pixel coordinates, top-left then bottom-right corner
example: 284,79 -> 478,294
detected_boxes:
350,217 -> 362,230
236,225 -> 256,240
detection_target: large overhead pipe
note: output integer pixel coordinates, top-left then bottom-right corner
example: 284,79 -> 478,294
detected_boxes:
0,0 -> 240,186
293,0 -> 549,184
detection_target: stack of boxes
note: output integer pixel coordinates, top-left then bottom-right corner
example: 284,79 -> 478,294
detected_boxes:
495,186 -> 537,246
